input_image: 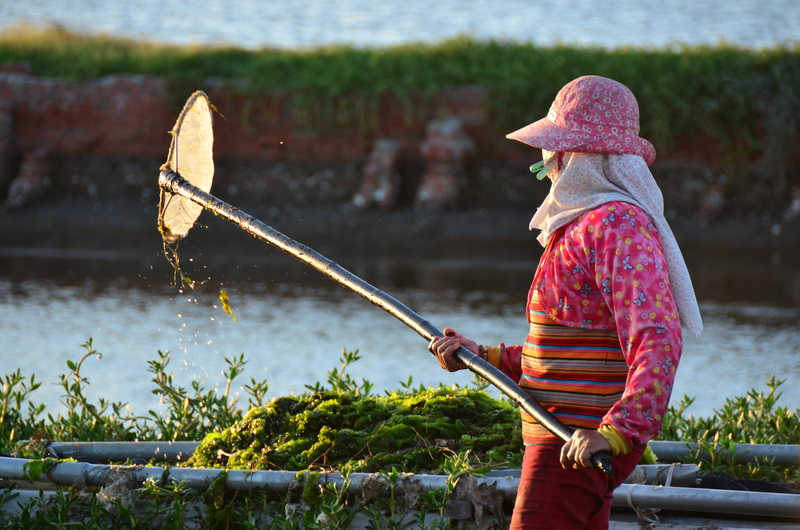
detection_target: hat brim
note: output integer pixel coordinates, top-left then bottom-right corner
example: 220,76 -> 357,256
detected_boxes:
506,117 -> 656,166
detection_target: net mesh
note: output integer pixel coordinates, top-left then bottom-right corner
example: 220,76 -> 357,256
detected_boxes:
158,91 -> 215,244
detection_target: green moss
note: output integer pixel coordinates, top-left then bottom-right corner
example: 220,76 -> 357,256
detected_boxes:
190,387 -> 522,473
640,444 -> 659,465
218,288 -> 238,322
22,457 -> 60,481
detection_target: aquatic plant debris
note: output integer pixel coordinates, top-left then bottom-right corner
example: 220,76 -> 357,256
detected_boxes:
191,387 -> 523,473
22,457 -> 60,481
219,288 -> 238,322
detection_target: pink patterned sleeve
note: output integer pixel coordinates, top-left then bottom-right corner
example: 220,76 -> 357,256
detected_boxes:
486,343 -> 524,384
589,206 -> 683,447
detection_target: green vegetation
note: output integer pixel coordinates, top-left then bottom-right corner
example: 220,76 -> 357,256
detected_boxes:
659,376 -> 800,483
1,341 -> 798,479
0,340 -> 256,449
190,348 -> 521,475
0,341 -> 798,528
192,386 -> 521,473
2,24 -> 799,172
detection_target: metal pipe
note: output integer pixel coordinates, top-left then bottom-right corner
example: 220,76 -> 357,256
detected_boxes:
42,440 -> 800,469
0,489 -> 57,516
157,169 -> 615,475
624,464 -> 699,488
24,443 -> 706,488
2,457 -> 797,520
0,457 -> 518,499
649,441 -> 800,466
46,441 -> 198,462
613,483 -> 800,519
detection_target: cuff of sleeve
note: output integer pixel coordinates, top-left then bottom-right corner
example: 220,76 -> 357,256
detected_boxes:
598,425 -> 631,456
486,344 -> 503,368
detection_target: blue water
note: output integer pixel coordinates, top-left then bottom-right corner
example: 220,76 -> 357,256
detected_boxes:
2,0 -> 800,426
2,0 -> 799,50
2,274 -> 799,419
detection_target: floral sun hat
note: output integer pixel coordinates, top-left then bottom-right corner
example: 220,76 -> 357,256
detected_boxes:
506,75 -> 657,166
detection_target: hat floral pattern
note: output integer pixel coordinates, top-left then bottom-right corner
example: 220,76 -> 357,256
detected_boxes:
507,76 -> 657,165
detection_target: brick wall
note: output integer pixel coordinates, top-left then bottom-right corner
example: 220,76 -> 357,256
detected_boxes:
1,69 -> 797,216
0,71 -> 514,165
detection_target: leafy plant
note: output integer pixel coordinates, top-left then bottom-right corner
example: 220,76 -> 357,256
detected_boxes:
304,349 -> 374,397
0,370 -> 44,452
46,339 -> 136,443
144,350 -> 247,441
305,470 -> 360,530
1,347 -> 800,528
659,377 -> 800,482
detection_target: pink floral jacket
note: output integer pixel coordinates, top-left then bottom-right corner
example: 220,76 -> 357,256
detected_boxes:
499,201 -> 683,448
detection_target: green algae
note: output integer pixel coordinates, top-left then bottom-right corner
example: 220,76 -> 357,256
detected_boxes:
218,288 -> 238,322
190,387 -> 523,473
21,457 -> 60,481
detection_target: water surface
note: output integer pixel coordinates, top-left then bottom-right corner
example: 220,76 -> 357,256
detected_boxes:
3,0 -> 798,50
3,258 -> 798,419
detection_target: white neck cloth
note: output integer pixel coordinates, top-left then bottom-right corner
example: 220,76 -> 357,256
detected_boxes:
530,152 -> 703,337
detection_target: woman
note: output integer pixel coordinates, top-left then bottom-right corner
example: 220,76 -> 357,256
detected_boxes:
429,76 -> 703,530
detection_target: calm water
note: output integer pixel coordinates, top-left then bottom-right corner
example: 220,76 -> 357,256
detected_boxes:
2,0 -> 800,423
2,256 -> 799,419
2,0 -> 799,49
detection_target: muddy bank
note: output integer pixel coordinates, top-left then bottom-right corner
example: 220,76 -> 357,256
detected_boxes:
2,69 -> 800,217
2,179 -> 799,261
2,153 -> 800,252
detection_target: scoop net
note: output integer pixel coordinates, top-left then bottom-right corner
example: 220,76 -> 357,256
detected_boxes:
157,91 -> 215,244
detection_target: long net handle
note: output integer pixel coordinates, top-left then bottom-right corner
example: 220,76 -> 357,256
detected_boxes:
158,169 -> 615,475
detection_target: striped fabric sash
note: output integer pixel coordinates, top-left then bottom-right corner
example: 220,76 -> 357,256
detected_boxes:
520,291 -> 629,445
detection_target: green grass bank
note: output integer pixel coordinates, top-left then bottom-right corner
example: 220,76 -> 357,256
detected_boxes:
2,25 -> 799,165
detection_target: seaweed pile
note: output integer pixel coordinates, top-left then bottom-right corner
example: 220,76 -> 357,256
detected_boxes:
191,387 -> 523,473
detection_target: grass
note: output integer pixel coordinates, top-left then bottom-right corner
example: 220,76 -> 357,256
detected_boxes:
0,341 -> 798,528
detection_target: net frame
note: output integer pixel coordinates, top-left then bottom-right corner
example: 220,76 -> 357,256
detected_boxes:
157,90 -> 215,245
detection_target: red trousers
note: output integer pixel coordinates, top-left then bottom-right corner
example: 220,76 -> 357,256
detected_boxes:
509,443 -> 645,530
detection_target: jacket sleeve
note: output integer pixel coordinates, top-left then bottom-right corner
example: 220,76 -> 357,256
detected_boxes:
591,207 -> 683,448
486,343 -> 524,384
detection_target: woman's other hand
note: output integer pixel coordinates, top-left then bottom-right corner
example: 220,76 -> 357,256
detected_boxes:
560,429 -> 613,470
428,328 -> 478,372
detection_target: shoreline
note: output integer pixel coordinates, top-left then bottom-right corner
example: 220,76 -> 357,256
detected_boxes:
3,197 -> 800,312
3,195 -> 800,254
